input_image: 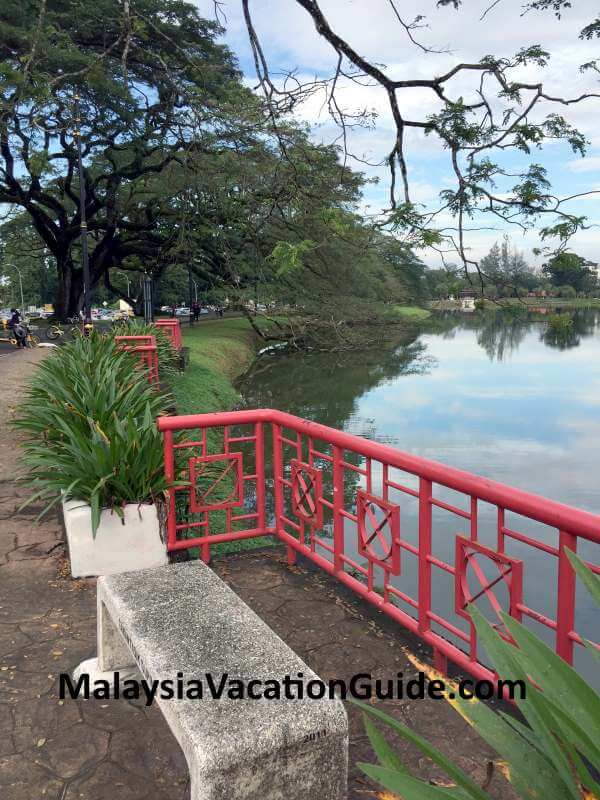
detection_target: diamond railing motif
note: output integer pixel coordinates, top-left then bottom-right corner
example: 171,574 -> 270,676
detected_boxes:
290,459 -> 323,528
455,536 -> 523,635
189,453 -> 244,513
356,490 -> 401,574
158,409 -> 600,685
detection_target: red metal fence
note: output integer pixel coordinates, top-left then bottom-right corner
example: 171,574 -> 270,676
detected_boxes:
115,335 -> 159,385
155,319 -> 183,350
157,408 -> 600,683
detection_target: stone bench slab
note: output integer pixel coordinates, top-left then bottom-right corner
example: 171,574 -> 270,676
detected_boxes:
93,561 -> 348,800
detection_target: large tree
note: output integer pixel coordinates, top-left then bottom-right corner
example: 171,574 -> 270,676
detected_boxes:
479,237 -> 538,294
542,252 -> 594,292
0,0 -> 252,316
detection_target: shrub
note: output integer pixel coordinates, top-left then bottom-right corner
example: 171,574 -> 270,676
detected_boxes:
558,285 -> 577,299
356,549 -> 600,800
15,333 -> 174,534
547,312 -> 574,335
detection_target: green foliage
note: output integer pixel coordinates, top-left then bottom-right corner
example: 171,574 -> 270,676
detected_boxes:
386,203 -> 443,248
479,236 -> 538,294
0,0 -> 247,315
547,312 -> 574,334
14,333 -> 173,535
558,285 -> 577,299
543,252 -> 595,291
268,240 -> 316,277
356,551 -> 600,800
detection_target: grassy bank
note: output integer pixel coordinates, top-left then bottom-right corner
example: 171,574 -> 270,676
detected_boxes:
171,310 -> 432,414
171,317 -> 259,415
392,305 -> 431,320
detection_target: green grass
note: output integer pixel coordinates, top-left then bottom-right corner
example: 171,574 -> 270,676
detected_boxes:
392,305 -> 432,320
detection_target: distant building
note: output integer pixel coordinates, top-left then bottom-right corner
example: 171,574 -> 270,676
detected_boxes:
458,289 -> 477,311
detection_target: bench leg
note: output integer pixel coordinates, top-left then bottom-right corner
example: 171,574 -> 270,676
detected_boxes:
97,598 -> 136,671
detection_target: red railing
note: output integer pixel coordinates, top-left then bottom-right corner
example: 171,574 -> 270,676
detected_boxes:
157,409 -> 600,684
155,319 -> 183,349
115,335 -> 159,385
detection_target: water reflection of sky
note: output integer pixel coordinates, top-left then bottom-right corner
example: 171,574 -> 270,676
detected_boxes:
359,323 -> 600,515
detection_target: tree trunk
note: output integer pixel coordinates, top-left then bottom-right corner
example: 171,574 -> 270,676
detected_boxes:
54,256 -> 83,319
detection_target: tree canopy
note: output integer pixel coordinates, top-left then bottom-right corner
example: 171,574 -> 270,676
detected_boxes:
542,252 -> 595,292
0,0 -> 252,315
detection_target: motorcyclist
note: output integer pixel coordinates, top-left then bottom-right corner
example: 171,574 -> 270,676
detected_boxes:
8,308 -> 28,348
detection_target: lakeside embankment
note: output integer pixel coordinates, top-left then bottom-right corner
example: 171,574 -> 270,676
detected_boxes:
430,297 -> 600,311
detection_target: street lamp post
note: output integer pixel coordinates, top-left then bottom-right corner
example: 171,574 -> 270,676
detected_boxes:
118,271 -> 131,298
188,265 -> 194,326
73,93 -> 92,328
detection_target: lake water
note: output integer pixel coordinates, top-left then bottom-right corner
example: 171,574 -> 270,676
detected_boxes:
239,309 -> 600,684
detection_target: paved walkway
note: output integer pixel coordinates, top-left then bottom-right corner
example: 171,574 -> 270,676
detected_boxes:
0,348 -> 509,800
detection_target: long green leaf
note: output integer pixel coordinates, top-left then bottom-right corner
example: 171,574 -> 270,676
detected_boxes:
468,606 -> 575,798
358,764 -> 467,800
566,548 -> 600,608
353,701 -> 489,800
363,714 -> 410,774
500,612 -> 600,733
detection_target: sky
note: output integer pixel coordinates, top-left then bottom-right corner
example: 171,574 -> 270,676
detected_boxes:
196,0 -> 600,268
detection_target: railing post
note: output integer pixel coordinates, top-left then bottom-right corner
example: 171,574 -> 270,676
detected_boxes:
556,530 -> 577,664
255,421 -> 266,533
332,445 -> 344,573
163,429 -> 177,551
272,423 -> 293,563
418,477 -> 432,636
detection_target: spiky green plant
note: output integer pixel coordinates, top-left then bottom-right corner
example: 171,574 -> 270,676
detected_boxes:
357,549 -> 600,800
111,319 -> 180,378
14,333 -> 175,534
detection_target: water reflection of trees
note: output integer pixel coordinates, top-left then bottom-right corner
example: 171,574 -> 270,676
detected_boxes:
427,310 -> 530,362
239,334 -> 433,431
474,313 -> 529,361
542,327 -> 580,350
540,309 -> 600,350
418,306 -> 600,361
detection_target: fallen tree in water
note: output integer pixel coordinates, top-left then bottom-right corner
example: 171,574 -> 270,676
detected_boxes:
239,299 -> 421,352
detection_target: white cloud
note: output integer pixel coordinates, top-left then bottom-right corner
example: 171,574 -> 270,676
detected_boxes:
567,157 -> 600,174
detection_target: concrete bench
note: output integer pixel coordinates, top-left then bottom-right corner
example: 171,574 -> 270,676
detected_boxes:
81,561 -> 347,800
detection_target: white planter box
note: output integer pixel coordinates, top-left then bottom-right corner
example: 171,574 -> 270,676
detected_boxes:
63,499 -> 168,578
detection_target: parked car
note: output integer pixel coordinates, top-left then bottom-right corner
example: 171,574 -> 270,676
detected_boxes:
175,307 -> 190,316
